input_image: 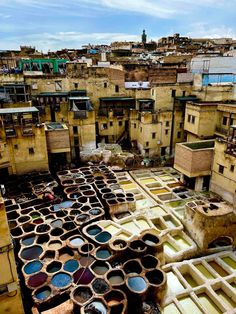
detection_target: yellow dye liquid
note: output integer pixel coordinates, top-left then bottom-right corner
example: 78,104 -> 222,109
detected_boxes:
198,293 -> 222,314
105,224 -> 120,235
179,296 -> 203,314
149,206 -> 166,216
173,235 -> 190,249
140,178 -> 156,184
151,188 -> 168,195
136,219 -> 150,230
163,303 -> 181,314
118,232 -> 130,239
183,273 -> 198,288
164,218 -> 177,228
166,272 -> 185,294
195,264 -> 215,279
208,261 -> 229,277
175,208 -> 185,218
216,288 -> 236,309
164,242 -> 178,256
121,221 -> 140,234
222,257 -> 236,270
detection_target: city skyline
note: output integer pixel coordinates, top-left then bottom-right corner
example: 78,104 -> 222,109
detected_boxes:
0,0 -> 236,51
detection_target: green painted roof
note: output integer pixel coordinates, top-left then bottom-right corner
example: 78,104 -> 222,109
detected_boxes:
38,92 -> 69,97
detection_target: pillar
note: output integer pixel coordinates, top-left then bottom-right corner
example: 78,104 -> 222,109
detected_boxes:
195,176 -> 204,192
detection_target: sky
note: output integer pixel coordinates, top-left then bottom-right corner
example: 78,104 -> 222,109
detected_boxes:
0,0 -> 236,52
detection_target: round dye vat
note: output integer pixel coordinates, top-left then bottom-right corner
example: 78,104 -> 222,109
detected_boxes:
35,286 -> 51,300
47,261 -> 62,273
53,201 -> 73,211
73,268 -> 94,285
51,219 -> 63,228
73,286 -> 92,304
70,237 -> 84,247
96,249 -> 111,260
51,273 -> 72,288
48,241 -> 62,250
87,226 -> 102,236
21,246 -> 43,260
92,262 -> 109,275
64,260 -> 79,273
24,261 -> 43,275
22,236 -> 35,246
127,276 -> 147,293
85,301 -> 107,314
28,272 -> 48,288
95,231 -> 111,243
89,209 -> 102,216
92,278 -> 109,294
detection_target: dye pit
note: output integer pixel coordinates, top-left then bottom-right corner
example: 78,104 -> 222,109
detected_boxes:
3,167 -> 236,314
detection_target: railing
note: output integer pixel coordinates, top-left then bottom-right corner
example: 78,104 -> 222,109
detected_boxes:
215,126 -> 228,136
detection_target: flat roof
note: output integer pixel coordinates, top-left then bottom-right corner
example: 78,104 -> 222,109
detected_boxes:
100,97 -> 135,101
69,97 -> 90,100
175,96 -> 198,101
0,107 -> 38,114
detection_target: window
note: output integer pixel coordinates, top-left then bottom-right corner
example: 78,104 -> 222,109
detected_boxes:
110,121 -> 113,127
161,147 -> 166,156
104,82 -> 107,88
188,115 -> 191,123
115,85 -> 119,93
102,123 -> 108,129
166,121 -> 170,127
118,121 -> 122,126
218,165 -> 224,174
192,116 -> 195,124
73,126 -> 78,135
177,131 -> 181,139
151,89 -> 154,96
152,132 -> 156,139
146,141 -> 149,147
145,148 -> 149,155
230,165 -> 235,172
29,147 -> 34,155
179,122 -> 183,128
182,91 -> 186,97
222,116 -> 228,126
165,129 -> 169,135
14,144 -> 18,149
140,127 -> 142,132
55,80 -> 62,91
74,83 -> 78,89
74,138 -> 79,146
134,123 -> 136,129
230,118 -> 234,126
171,90 -> 176,98
32,82 -> 38,90
188,114 -> 195,124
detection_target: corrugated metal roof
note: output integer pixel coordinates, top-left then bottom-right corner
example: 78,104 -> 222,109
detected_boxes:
0,107 -> 38,114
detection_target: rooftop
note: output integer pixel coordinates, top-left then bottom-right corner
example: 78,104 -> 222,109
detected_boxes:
0,107 -> 38,115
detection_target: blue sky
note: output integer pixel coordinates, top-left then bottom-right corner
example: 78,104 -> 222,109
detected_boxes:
0,0 -> 235,51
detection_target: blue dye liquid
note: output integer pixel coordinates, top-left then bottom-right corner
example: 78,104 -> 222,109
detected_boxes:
87,226 -> 102,236
21,246 -> 43,260
51,273 -> 72,288
22,236 -> 35,246
95,231 -> 111,243
53,201 -> 73,211
35,287 -> 51,300
64,260 -> 79,273
24,261 -> 42,275
96,249 -> 111,259
127,276 -> 147,292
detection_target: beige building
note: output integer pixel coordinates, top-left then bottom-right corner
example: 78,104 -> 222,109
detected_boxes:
0,196 -> 24,314
0,107 -> 48,176
211,126 -> 236,203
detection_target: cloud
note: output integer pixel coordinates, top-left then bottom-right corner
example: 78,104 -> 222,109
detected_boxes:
0,31 -> 140,51
186,23 -> 236,39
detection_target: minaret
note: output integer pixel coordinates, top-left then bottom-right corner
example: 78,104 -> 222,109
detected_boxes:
142,29 -> 147,44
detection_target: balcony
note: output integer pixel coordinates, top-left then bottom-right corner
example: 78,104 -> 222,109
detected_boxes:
215,126 -> 228,136
22,127 -> 34,136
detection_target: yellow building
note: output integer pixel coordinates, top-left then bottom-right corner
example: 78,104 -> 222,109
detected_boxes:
0,107 -> 48,176
0,196 -> 24,314
211,126 -> 236,204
